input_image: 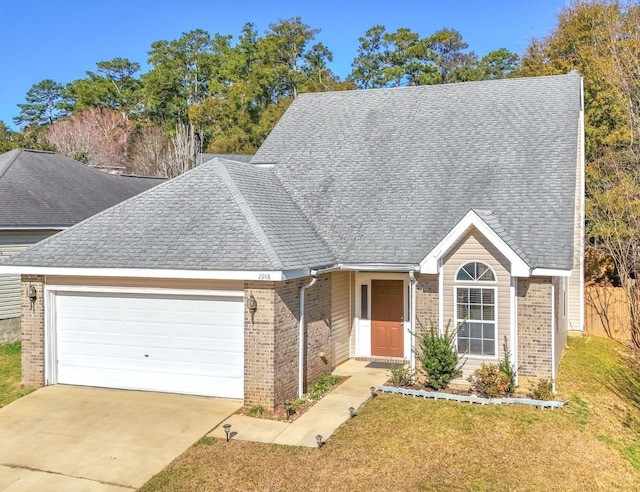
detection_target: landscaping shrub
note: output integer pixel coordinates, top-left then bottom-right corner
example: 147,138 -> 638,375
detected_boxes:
248,405 -> 266,416
468,362 -> 511,398
529,378 -> 554,401
418,320 -> 463,390
307,375 -> 343,401
498,336 -> 517,395
389,365 -> 414,387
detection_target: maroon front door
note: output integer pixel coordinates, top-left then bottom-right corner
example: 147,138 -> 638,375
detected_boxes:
371,280 -> 404,357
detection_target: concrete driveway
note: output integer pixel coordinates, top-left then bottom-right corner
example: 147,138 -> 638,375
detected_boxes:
0,385 -> 242,491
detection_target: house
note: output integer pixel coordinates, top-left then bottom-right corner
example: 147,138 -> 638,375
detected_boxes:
0,149 -> 163,342
0,73 -> 584,408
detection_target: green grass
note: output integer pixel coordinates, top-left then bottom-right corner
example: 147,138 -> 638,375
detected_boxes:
0,341 -> 34,407
139,335 -> 640,491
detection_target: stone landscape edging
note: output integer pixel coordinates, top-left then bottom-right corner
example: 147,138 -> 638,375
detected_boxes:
378,385 -> 568,409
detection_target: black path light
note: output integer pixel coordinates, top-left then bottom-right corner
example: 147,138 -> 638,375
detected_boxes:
315,435 -> 323,448
348,406 -> 356,418
223,423 -> 232,442
370,386 -> 377,397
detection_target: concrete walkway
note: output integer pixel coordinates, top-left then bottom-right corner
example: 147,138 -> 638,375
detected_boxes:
209,360 -> 389,447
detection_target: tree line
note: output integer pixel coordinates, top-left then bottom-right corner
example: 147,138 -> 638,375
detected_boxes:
4,3 -> 640,342
0,18 -> 518,176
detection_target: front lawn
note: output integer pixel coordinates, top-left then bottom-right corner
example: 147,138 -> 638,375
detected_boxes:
142,335 -> 640,490
0,341 -> 34,407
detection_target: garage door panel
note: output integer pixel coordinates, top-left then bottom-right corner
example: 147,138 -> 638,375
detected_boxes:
54,291 -> 244,398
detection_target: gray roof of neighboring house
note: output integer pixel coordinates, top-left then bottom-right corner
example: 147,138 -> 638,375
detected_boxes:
0,149 -> 163,228
4,73 -> 582,272
6,158 -> 333,270
254,72 -> 582,270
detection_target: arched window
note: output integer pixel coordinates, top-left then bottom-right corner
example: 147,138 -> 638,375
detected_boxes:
455,262 -> 496,357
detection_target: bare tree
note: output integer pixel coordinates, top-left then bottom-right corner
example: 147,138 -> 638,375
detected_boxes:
164,123 -> 200,178
128,125 -> 169,176
44,107 -> 130,172
588,148 -> 640,347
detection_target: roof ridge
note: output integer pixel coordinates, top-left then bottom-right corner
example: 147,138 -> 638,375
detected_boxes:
0,149 -> 23,181
296,72 -> 581,98
214,160 -> 284,270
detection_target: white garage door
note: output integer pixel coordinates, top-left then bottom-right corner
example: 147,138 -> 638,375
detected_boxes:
54,291 -> 244,399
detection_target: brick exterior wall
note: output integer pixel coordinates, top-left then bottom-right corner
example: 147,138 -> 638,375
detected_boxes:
243,282 -> 277,407
415,274 -> 439,336
517,277 -> 553,379
21,275 -> 45,387
244,275 -> 332,408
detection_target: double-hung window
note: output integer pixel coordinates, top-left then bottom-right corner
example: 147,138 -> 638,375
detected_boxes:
455,262 -> 496,357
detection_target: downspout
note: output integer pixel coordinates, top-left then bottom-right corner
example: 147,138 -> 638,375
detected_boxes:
409,271 -> 417,375
299,273 -> 318,398
551,281 -> 556,393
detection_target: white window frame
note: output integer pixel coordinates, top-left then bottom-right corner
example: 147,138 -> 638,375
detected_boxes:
454,261 -> 498,360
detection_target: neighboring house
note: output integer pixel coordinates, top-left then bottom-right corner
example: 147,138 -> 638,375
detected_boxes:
0,73 -> 584,408
197,153 -> 254,165
0,149 -> 163,341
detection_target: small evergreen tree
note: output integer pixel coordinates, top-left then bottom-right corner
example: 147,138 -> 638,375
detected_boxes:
418,320 -> 464,390
498,336 -> 517,395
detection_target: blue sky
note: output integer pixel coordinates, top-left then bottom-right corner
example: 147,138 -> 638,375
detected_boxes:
0,0 -> 568,129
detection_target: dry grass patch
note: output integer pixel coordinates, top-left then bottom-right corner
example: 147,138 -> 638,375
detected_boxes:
0,341 -> 34,408
140,336 -> 640,491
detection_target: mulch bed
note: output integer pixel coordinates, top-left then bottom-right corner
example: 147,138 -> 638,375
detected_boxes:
236,376 -> 348,422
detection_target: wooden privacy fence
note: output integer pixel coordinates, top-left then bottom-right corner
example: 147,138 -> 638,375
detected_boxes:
585,285 -> 630,340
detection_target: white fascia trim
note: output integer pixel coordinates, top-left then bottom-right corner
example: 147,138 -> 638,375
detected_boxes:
0,266 -> 286,281
531,268 -> 572,277
420,210 -> 530,277
338,263 -> 419,272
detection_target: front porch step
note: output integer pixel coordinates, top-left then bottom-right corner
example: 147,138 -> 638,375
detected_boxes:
354,356 -> 408,367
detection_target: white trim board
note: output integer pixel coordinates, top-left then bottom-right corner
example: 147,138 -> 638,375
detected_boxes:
420,210 -> 530,277
0,266 -> 294,281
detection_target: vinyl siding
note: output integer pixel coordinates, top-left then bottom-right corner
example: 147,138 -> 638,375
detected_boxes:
568,107 -> 585,330
331,271 -> 351,365
0,231 -> 57,319
442,227 -> 511,380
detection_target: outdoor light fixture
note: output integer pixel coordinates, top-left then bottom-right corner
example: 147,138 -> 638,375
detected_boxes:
247,293 -> 258,312
315,434 -> 323,448
27,285 -> 37,301
27,285 -> 37,310
284,400 -> 292,420
223,423 -> 231,442
247,293 -> 258,323
348,406 -> 356,418
370,386 -> 377,397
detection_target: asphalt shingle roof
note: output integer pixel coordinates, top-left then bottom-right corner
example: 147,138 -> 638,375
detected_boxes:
6,158 -> 333,270
0,149 -> 162,228
254,72 -> 582,270
4,73 -> 582,272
